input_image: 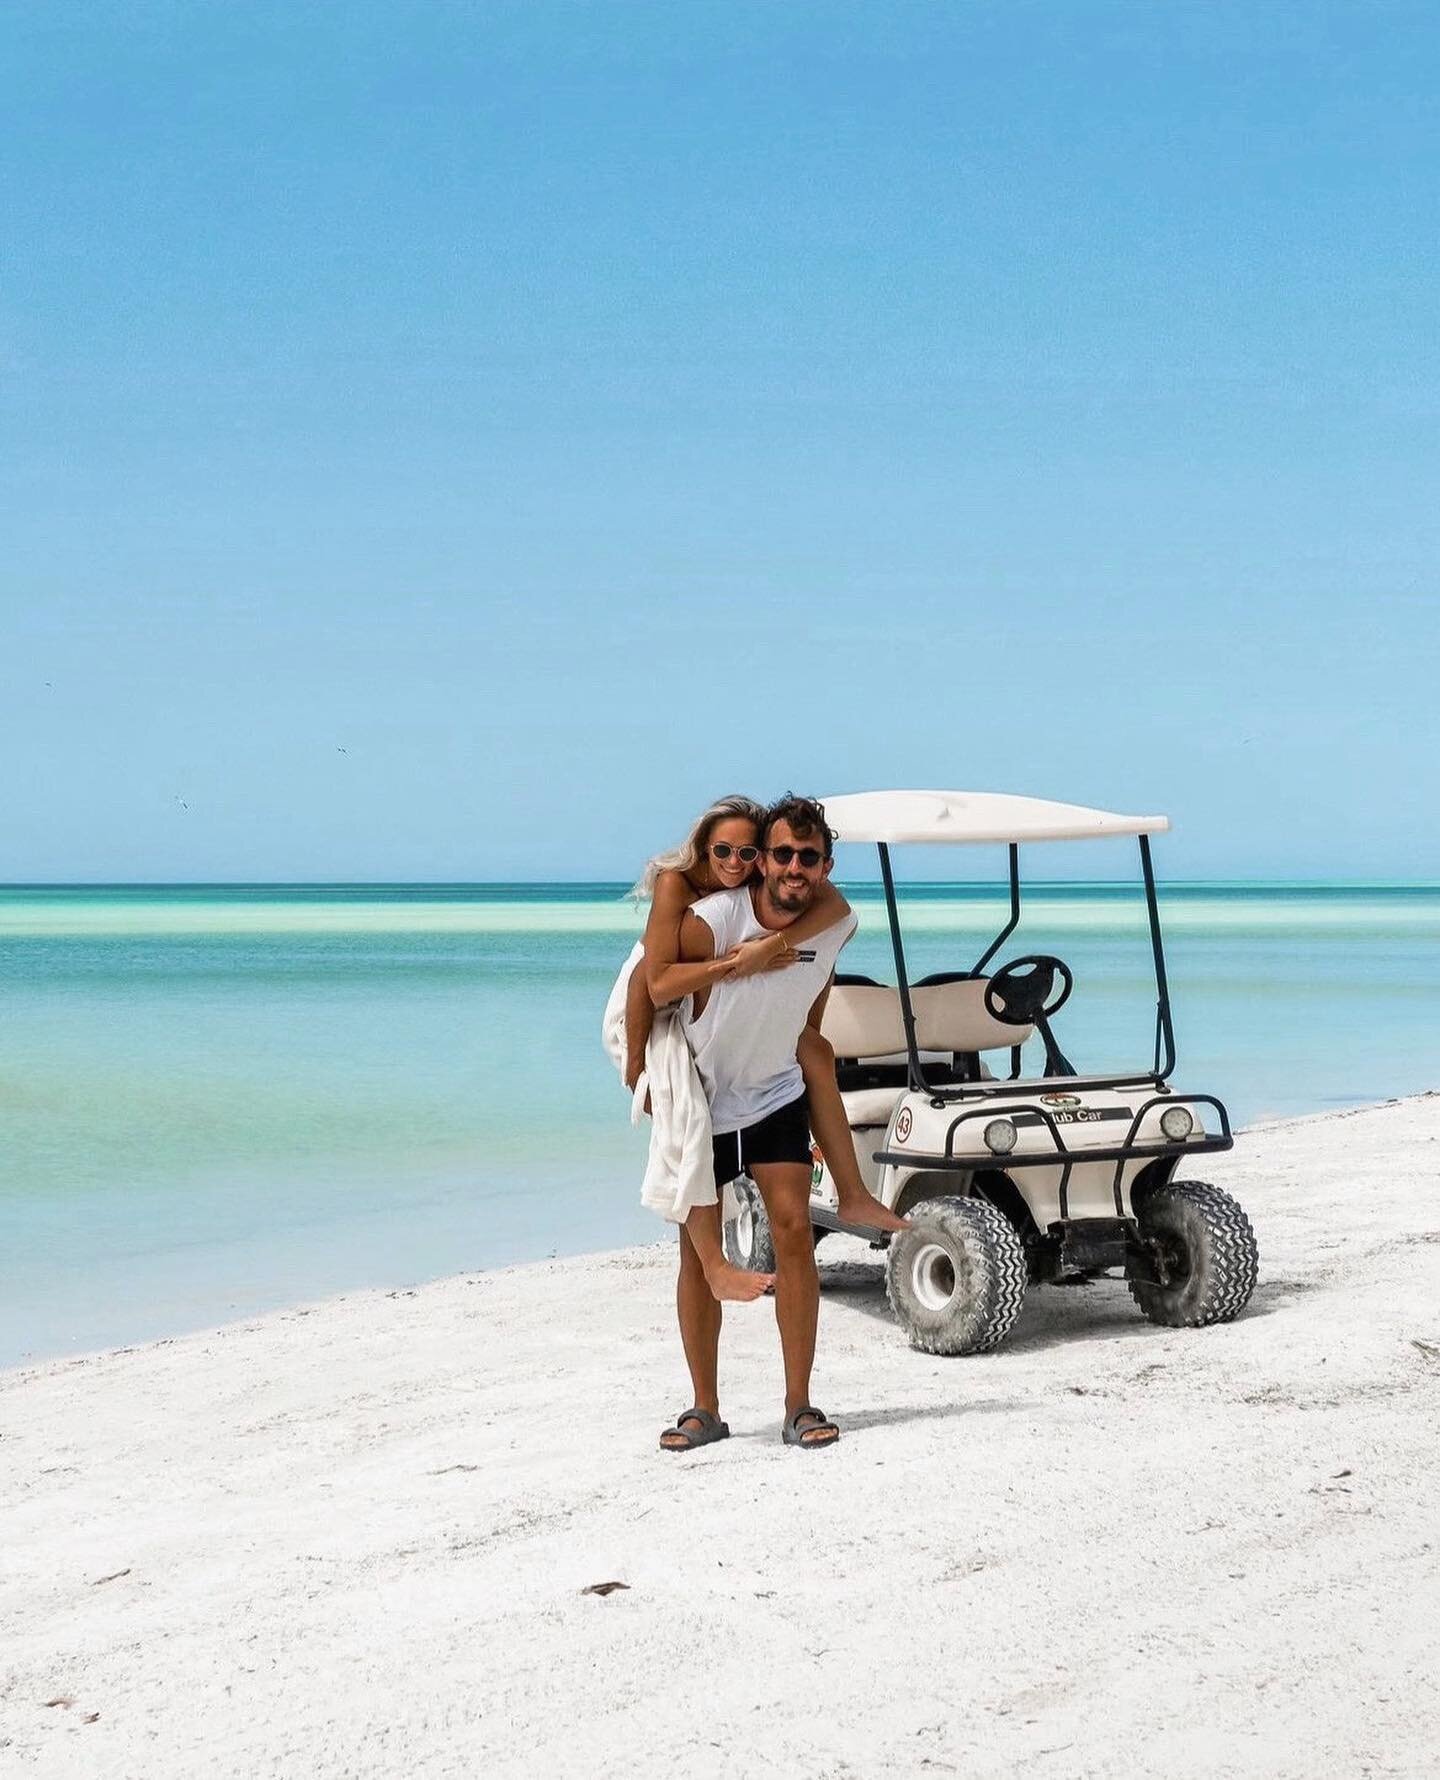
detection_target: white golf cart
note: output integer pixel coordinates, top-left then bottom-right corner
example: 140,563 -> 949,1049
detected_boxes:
722,790 -> 1258,1355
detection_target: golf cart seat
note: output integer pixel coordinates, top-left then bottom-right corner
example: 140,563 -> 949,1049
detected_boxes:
821,980 -> 1036,1126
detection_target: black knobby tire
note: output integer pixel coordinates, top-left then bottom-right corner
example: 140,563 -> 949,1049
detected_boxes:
722,1177 -> 776,1273
1128,1179 -> 1259,1328
884,1195 -> 1028,1356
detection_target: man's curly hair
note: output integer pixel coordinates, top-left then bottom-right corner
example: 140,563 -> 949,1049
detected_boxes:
762,794 -> 836,860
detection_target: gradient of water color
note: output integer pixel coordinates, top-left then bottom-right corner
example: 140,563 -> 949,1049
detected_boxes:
3,881 -> 1438,1367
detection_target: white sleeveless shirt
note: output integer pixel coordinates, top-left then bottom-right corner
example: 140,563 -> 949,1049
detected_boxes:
682,886 -> 857,1135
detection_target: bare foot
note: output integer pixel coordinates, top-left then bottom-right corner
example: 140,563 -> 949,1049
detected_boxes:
704,1261 -> 775,1302
836,1190 -> 910,1234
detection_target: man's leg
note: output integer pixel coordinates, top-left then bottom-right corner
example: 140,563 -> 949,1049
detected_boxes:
750,1162 -> 838,1446
661,1218 -> 724,1449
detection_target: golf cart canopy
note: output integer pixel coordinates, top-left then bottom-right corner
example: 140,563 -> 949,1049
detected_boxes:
822,790 -> 1170,846
818,788 -> 1179,1095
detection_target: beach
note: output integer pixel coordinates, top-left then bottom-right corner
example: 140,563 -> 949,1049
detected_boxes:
5,1094 -> 1439,1779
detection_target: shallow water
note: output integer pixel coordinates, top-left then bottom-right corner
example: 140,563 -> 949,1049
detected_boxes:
3,881 -> 1437,1365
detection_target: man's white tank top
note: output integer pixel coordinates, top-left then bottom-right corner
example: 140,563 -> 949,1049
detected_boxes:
682,886 -> 857,1136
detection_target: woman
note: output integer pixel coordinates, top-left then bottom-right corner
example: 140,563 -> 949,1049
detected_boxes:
622,795 -> 807,1088
622,795 -> 906,1306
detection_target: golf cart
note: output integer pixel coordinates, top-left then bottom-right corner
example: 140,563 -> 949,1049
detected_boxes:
722,790 -> 1258,1355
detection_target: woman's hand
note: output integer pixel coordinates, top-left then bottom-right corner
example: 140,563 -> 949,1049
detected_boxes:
728,932 -> 797,979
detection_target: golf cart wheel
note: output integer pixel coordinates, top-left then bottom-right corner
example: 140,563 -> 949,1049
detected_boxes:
884,1195 -> 1027,1356
722,1177 -> 776,1273
1129,1180 -> 1258,1328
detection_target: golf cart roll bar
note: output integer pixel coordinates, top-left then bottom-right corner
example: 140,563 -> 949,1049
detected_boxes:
971,842 -> 1021,978
877,842 -> 923,1093
875,834 -> 1178,1098
1140,834 -> 1178,1081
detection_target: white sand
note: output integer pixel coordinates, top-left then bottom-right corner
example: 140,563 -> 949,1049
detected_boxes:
4,1098 -> 1440,1779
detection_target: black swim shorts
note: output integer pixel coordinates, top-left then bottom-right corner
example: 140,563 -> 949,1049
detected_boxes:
712,1091 -> 812,1187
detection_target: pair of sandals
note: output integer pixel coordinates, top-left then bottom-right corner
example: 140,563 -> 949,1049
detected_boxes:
659,1406 -> 839,1452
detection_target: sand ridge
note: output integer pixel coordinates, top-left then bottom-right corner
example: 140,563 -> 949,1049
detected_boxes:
3,1098 -> 1440,1777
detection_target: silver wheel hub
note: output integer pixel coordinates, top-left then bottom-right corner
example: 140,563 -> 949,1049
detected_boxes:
911,1241 -> 958,1311
736,1199 -> 754,1262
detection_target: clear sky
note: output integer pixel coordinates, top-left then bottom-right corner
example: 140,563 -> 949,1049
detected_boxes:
4,1 -> 1437,882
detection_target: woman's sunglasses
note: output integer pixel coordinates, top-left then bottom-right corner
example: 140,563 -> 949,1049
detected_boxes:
709,843 -> 760,863
768,845 -> 825,868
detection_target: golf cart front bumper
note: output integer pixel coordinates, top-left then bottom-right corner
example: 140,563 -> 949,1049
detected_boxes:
873,1093 -> 1234,1220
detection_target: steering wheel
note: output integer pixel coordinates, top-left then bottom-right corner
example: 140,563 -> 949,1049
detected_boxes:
983,955 -> 1074,1027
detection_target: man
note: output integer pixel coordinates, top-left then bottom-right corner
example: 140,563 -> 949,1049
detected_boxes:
659,794 -> 864,1453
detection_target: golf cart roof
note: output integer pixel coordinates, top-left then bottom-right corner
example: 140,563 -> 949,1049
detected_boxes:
822,790 -> 1171,845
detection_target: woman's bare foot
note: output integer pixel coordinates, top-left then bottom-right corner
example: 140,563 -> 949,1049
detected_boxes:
835,1189 -> 910,1233
703,1260 -> 775,1302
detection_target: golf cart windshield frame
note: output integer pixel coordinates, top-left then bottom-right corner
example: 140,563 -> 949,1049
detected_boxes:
875,834 -> 1178,1099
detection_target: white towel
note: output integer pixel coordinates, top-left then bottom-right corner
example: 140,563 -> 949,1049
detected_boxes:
601,944 -> 717,1223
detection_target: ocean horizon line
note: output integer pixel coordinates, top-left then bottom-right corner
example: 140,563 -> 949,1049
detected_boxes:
4,878 -> 1440,893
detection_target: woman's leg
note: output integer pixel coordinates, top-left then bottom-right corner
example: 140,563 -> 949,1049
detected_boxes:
797,1027 -> 908,1231
683,1200 -> 772,1301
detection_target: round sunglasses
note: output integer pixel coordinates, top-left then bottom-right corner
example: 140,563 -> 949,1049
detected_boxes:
709,843 -> 760,863
768,845 -> 825,868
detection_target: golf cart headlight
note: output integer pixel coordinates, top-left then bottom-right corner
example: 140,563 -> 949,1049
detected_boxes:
1160,1105 -> 1195,1141
983,1118 -> 1018,1155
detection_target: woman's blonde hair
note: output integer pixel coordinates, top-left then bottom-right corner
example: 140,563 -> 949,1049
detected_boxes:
631,794 -> 766,900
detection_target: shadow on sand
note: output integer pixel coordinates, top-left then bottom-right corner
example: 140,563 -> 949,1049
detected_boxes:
817,1256 -> 1274,1355
725,1396 -> 1024,1442
838,1397 -> 1024,1433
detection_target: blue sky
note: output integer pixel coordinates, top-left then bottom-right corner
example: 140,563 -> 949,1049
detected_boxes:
4,1 -> 1436,881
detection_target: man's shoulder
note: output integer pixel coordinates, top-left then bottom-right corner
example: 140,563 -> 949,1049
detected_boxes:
689,885 -> 751,925
801,910 -> 857,963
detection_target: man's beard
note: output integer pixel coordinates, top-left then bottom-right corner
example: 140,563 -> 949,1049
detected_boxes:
760,872 -> 813,916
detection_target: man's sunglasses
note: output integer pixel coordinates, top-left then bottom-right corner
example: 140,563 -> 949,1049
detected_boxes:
709,843 -> 760,863
768,845 -> 825,868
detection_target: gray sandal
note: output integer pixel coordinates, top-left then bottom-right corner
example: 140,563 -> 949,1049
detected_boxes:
782,1406 -> 839,1450
659,1408 -> 730,1452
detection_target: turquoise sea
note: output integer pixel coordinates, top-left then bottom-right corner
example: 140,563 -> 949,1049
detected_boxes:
3,881 -> 1439,1367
